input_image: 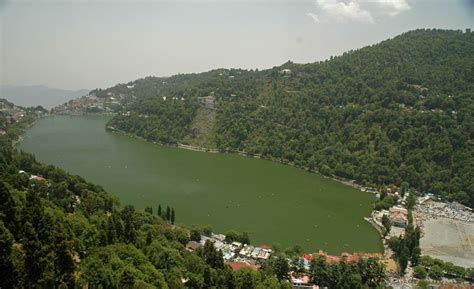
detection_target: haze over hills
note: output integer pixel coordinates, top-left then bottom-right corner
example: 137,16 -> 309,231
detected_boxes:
98,29 -> 474,206
0,85 -> 88,109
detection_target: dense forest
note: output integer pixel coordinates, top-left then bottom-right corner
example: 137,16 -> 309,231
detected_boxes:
104,29 -> 474,206
0,104 -> 388,288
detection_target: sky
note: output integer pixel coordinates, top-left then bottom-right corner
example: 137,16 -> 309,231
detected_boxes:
0,0 -> 473,90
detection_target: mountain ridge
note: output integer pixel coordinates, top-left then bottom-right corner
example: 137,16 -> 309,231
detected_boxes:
96,28 -> 473,206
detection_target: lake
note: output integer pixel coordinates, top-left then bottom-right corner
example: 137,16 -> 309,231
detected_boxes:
18,115 -> 383,254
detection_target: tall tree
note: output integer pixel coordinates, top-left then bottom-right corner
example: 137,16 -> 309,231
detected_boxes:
170,208 -> 175,224
0,221 -> 16,289
157,204 -> 162,217
166,206 -> 171,221
381,214 -> 391,236
121,205 -> 137,244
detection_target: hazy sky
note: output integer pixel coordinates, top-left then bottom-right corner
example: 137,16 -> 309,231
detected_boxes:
1,0 -> 473,90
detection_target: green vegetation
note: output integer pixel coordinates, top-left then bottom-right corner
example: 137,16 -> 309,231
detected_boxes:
308,255 -> 386,289
2,108 -> 389,288
387,207 -> 421,275
416,256 -> 474,281
1,114 -> 295,288
104,29 -> 474,207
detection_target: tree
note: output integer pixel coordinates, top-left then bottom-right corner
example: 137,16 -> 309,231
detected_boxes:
310,255 -> 330,287
399,244 -> 409,275
0,221 -> 16,288
272,255 -> 290,281
106,215 -> 117,244
400,181 -> 409,198
381,214 -> 391,236
0,181 -> 17,232
144,206 -> 153,215
53,223 -> 76,287
121,205 -> 137,244
119,269 -> 135,289
171,208 -> 175,224
241,231 -> 250,245
429,265 -> 443,280
225,230 -> 240,242
414,265 -> 427,279
406,193 -> 416,211
166,206 -> 171,221
416,280 -> 429,289
190,228 -> 201,242
157,204 -> 162,217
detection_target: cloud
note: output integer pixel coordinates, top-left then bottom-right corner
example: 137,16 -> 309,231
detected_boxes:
375,0 -> 410,16
315,0 -> 374,23
305,12 -> 320,23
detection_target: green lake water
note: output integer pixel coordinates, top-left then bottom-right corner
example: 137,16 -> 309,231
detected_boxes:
18,115 -> 383,254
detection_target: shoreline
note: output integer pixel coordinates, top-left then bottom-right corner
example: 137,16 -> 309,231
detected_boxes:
106,125 -> 373,195
19,113 -> 384,255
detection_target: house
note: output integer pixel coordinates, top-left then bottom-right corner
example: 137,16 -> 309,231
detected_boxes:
186,241 -> 201,252
212,233 -> 226,242
0,129 -> 6,136
280,68 -> 292,74
389,206 -> 408,227
198,95 -> 215,109
29,175 -> 45,182
225,262 -> 259,272
315,251 -> 360,264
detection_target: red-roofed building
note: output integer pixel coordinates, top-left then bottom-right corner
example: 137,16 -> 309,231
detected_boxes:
29,175 -> 45,182
341,252 -> 360,263
225,262 -> 259,272
438,284 -> 474,289
303,253 -> 313,261
259,244 -> 270,250
316,251 -> 359,264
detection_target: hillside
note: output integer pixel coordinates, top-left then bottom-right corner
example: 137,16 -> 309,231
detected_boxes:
0,85 -> 88,109
104,29 -> 474,207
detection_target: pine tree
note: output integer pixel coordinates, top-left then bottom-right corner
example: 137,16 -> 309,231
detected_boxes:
0,181 -> 17,234
166,206 -> 171,221
158,204 -> 162,217
171,208 -> 175,224
106,216 -> 117,244
0,221 -> 16,289
121,205 -> 137,244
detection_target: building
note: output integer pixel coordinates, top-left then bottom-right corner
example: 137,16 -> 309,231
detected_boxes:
315,251 -> 360,264
29,175 -> 45,182
186,241 -> 201,252
389,206 -> 408,227
198,95 -> 215,109
225,262 -> 259,272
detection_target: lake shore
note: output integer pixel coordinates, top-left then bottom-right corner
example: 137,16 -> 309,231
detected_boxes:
106,124 -> 373,196
20,115 -> 383,254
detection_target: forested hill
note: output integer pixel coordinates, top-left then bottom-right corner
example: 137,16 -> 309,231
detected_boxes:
103,29 -> 474,206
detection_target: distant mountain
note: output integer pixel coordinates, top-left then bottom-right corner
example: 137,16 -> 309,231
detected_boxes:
0,85 -> 88,109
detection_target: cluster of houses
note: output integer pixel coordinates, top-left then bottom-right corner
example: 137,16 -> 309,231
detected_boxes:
416,200 -> 473,223
186,233 -> 273,271
0,100 -> 28,135
185,231 -> 375,289
52,92 -> 126,115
